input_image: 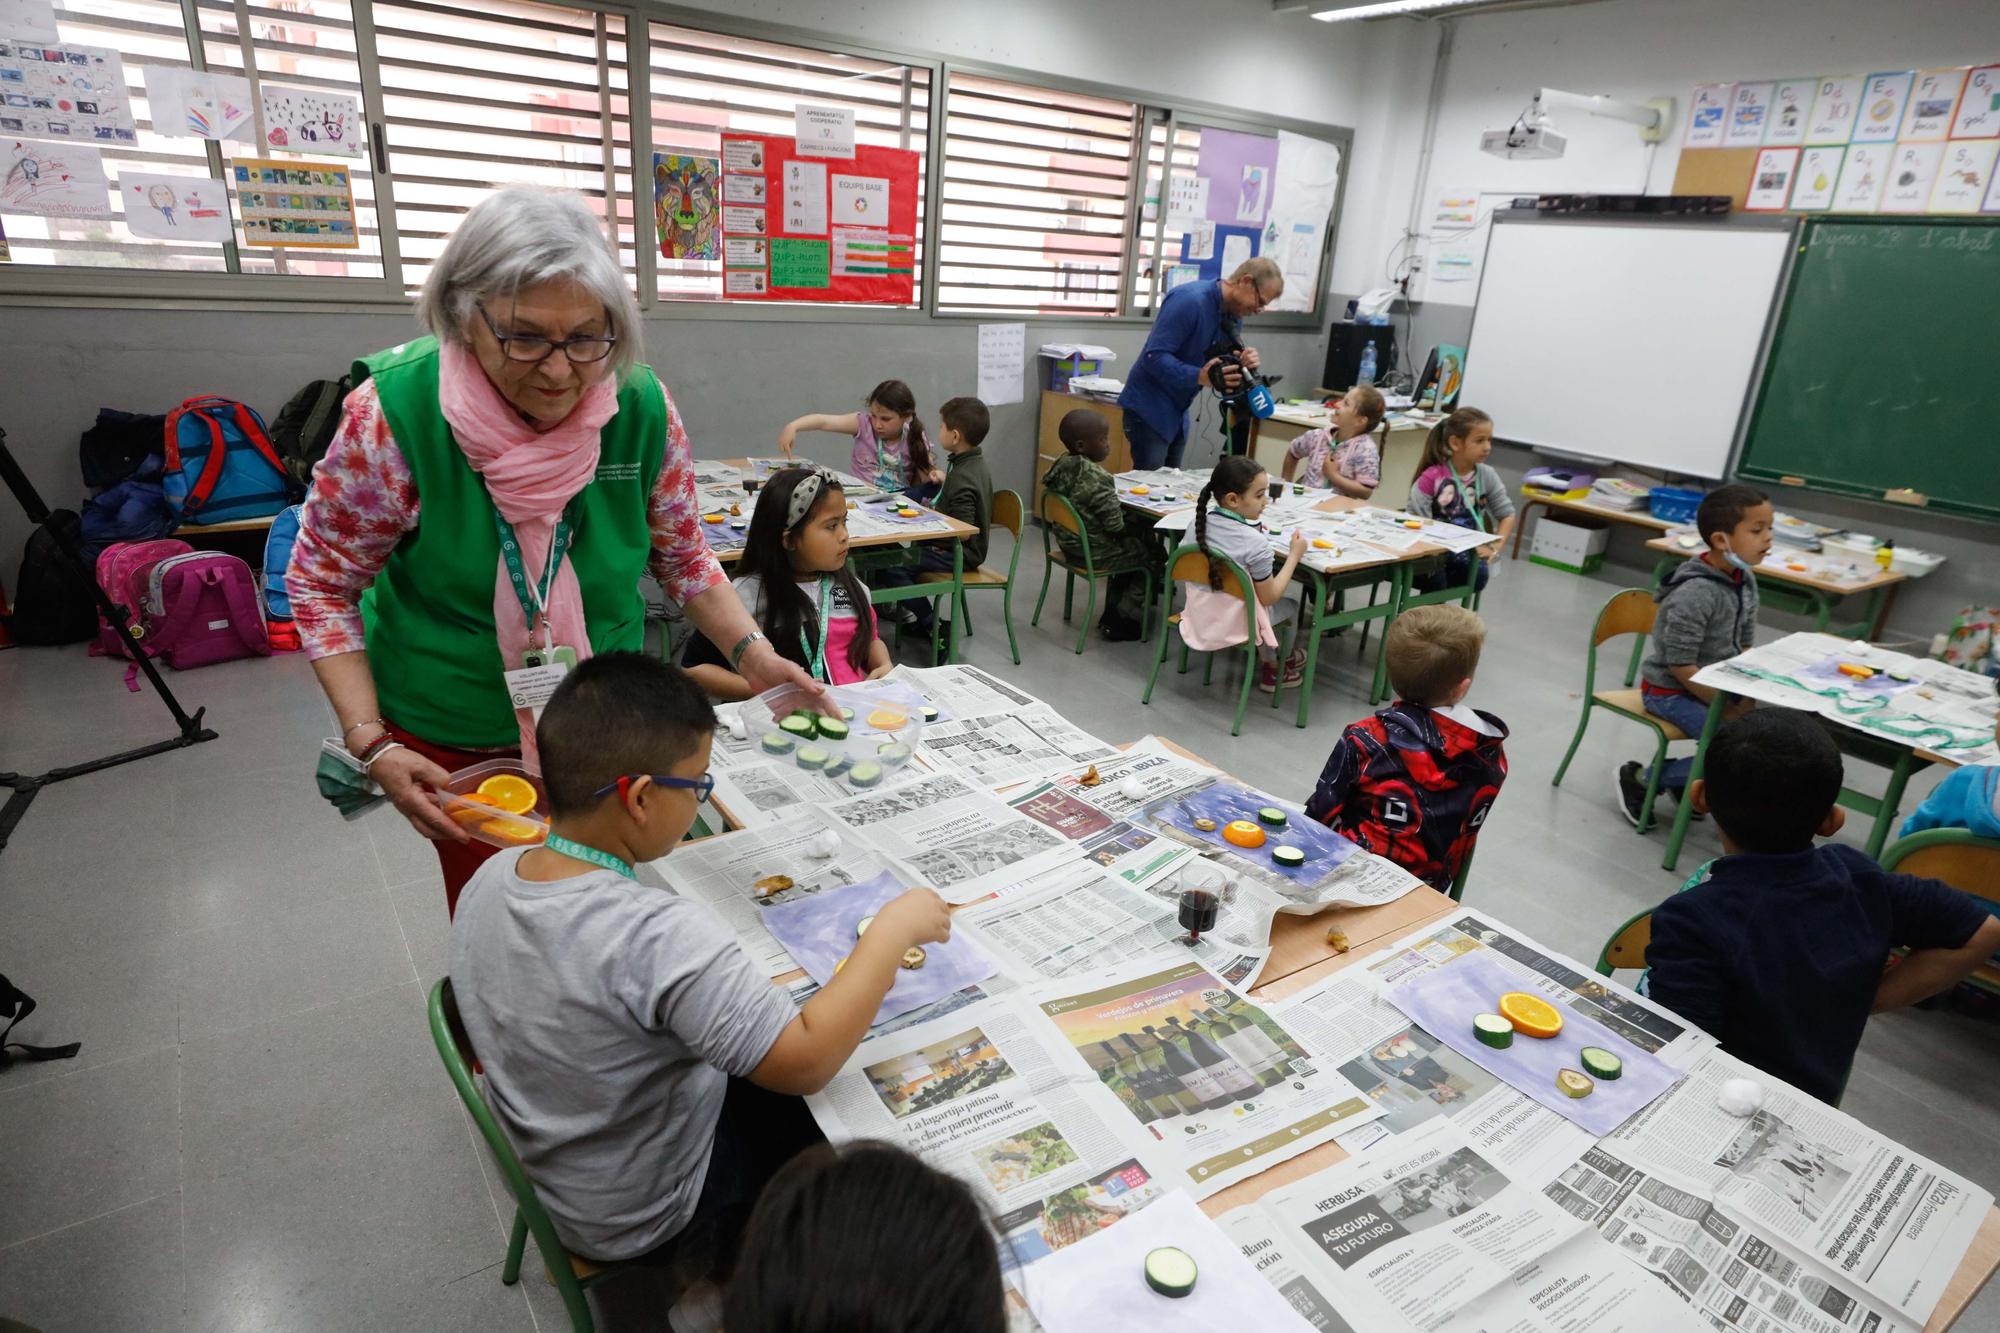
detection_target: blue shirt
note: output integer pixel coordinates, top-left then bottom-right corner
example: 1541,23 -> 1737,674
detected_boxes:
1646,843 -> 1987,1105
1119,280 -> 1239,440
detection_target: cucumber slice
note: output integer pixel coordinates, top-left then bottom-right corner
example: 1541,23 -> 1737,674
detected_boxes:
1473,1013 -> 1514,1049
1555,1068 -> 1595,1099
1271,845 -> 1306,867
876,743 -> 914,767
780,715 -> 817,740
817,717 -> 851,742
760,732 -> 796,755
1144,1246 -> 1198,1299
824,756 -> 854,778
848,760 -> 885,787
1256,806 -> 1289,827
855,914 -> 876,938
842,707 -> 856,720
1579,1047 -> 1623,1081
795,746 -> 830,771
921,704 -> 940,721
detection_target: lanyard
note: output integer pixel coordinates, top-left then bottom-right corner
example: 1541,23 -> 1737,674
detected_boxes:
543,832 -> 634,880
797,574 -> 832,682
490,497 -> 577,650
1211,507 -> 1262,531
1452,468 -> 1487,531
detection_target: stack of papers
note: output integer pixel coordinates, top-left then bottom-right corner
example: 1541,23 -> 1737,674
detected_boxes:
1066,375 -> 1125,398
1772,512 -> 1837,552
1039,342 -> 1118,361
1589,478 -> 1651,510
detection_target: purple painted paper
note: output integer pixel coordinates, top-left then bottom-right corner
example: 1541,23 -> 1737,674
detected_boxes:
1385,951 -> 1683,1136
1196,127 -> 1278,228
760,870 -> 995,1025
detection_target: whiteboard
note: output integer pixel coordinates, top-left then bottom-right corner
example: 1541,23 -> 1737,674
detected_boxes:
1458,217 -> 1794,479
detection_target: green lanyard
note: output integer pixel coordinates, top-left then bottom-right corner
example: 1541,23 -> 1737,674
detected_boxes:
489,496 -> 578,640
1211,507 -> 1261,530
1453,468 -> 1488,532
797,574 -> 832,682
543,832 -> 634,880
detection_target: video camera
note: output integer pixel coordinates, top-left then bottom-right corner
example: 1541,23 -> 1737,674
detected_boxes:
1204,337 -> 1276,420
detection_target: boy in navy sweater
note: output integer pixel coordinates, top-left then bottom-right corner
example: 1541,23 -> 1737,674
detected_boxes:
1646,709 -> 2000,1105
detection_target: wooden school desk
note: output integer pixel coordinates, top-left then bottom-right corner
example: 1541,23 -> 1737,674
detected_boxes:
708,459 -> 977,664
1510,492 -> 1675,560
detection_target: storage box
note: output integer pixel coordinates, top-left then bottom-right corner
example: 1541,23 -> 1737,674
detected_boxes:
1647,486 -> 1705,525
1889,546 -> 1944,578
435,758 -> 550,850
1529,513 -> 1610,575
1044,355 -> 1104,393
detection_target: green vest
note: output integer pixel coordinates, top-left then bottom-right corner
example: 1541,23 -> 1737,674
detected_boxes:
355,337 -> 665,748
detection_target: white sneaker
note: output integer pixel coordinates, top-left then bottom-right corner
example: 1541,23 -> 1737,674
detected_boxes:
667,1280 -> 725,1333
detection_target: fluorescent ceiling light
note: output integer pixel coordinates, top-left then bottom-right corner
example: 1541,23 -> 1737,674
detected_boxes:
1309,0 -> 1496,20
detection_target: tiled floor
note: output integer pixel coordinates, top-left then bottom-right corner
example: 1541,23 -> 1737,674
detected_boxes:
3,537 -> 1996,1332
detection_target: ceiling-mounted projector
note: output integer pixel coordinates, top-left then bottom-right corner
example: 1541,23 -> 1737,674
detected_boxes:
1481,123 -> 1567,160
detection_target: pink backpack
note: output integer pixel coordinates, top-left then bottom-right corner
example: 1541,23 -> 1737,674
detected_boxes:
93,538 -> 194,660
143,551 -> 272,670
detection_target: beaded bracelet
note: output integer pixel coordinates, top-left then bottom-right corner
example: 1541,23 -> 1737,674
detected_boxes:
355,732 -> 399,765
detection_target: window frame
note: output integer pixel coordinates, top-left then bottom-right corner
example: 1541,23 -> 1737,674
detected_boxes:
0,1 -> 1353,329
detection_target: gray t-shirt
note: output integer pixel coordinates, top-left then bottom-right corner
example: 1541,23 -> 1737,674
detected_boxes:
449,848 -> 795,1260
1196,506 -> 1275,582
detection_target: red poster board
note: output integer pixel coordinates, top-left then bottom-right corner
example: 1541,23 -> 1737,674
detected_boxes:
718,133 -> 919,305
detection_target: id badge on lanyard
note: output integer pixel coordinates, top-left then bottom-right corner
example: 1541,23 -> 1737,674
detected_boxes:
494,498 -> 578,714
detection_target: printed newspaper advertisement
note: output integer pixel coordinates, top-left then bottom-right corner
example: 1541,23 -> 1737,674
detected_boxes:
1219,1204 -> 1360,1332
1602,1049 -> 1992,1325
1257,1120 -> 1710,1332
1006,778 -> 1196,889
1031,958 -> 1381,1197
917,704 -> 1123,791
820,770 -> 1078,904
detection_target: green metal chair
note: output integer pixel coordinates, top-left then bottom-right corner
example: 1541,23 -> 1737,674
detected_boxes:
1446,847 -> 1476,903
1551,589 -> 1690,834
1142,545 -> 1293,737
916,488 -> 1024,666
427,978 -> 626,1333
1879,828 -> 2000,995
1033,490 -> 1157,655
1593,908 -> 1654,976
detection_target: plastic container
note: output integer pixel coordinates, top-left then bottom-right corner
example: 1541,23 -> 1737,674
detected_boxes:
1529,513 -> 1609,575
435,758 -> 551,850
1647,486 -> 1705,525
1820,532 -> 1879,561
1888,546 -> 1944,578
740,680 -> 928,789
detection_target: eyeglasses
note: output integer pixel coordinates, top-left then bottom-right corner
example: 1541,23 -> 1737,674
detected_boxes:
591,773 -> 716,804
477,303 -> 618,365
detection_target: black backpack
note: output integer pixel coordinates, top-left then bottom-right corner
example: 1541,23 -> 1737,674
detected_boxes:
8,509 -> 99,645
79,407 -> 168,493
271,375 -> 351,488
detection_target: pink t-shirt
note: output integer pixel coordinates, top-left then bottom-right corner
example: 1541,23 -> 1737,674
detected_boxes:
734,570 -> 878,685
1286,426 -> 1380,491
852,416 -> 909,493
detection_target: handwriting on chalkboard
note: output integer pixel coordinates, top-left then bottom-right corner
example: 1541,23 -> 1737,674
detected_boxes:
1812,224 -> 1993,255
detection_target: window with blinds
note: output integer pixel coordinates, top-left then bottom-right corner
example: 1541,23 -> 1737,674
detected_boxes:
194,0 -> 381,279
372,0 -> 630,294
935,72 -> 1137,316
6,1 -> 220,270
1131,116 -> 1201,316
646,25 -> 928,303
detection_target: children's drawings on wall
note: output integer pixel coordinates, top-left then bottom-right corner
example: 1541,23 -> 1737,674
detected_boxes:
1930,140 -> 1999,214
1788,146 -> 1843,212
231,157 -> 357,247
0,39 -> 135,144
2,135 -> 108,215
259,85 -> 361,157
142,66 -> 253,143
119,171 -> 232,241
1831,142 -> 1888,213
653,152 -> 719,260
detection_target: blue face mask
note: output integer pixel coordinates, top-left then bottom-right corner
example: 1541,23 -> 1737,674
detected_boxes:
1723,550 -> 1755,574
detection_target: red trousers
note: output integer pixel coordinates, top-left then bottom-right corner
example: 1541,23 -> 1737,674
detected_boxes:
386,722 -> 519,918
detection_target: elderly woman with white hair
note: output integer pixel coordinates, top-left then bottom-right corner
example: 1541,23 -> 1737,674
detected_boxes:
290,185 -> 817,913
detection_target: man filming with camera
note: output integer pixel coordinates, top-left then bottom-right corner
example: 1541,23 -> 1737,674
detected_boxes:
1118,256 -> 1283,469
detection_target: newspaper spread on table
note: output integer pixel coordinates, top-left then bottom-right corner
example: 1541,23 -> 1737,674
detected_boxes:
1695,632 -> 2000,763
1149,499 -> 1409,575
705,702 -> 858,830
1003,780 -> 1197,890
1596,1047 -> 1992,1326
1253,1119 -> 1712,1332
1217,1204 -> 1361,1332
887,661 -> 1044,719
1111,467 -> 1206,516
820,770 -> 1078,904
918,703 -> 1125,791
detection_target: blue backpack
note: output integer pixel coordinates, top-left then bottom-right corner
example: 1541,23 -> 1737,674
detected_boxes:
163,396 -> 297,525
262,504 -> 304,619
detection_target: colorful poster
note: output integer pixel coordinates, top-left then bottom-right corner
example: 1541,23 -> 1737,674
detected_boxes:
718,132 -> 920,305
1804,75 -> 1862,144
1788,145 -> 1842,211
118,171 -> 232,241
1764,78 -> 1813,145
1744,147 -> 1799,211
1955,66 -> 2000,140
1723,82 -> 1774,147
0,0 -> 59,43
1831,142 -> 1888,212
1164,174 -> 1207,228
1683,83 -> 1729,148
0,39 -> 134,144
1,136 -> 107,215
652,152 -> 718,260
257,85 -> 361,156
142,66 -> 253,143
1901,67 -> 1968,142
1195,127 -> 1276,228
1880,141 -> 1944,214
230,157 -> 357,247
1852,71 -> 1913,143
721,172 -> 764,204
1931,140 -> 1999,214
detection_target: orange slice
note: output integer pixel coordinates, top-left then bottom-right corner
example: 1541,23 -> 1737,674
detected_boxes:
449,793 -> 497,825
703,513 -> 725,524
476,774 -> 539,815
867,709 -> 910,730
1312,538 -> 1335,550
1222,820 -> 1267,848
1498,991 -> 1563,1039
480,816 -> 545,844
1131,485 -> 1151,496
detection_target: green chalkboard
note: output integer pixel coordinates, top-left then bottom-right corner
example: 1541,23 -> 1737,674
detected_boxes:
1738,216 -> 2000,523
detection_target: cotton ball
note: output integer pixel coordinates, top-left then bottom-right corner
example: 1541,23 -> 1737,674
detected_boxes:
729,714 -> 749,740
1119,777 -> 1149,801
805,829 -> 841,859
1717,1078 -> 1764,1118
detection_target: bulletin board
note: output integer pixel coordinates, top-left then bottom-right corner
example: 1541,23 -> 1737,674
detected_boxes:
717,133 -> 920,305
1163,124 -> 1342,314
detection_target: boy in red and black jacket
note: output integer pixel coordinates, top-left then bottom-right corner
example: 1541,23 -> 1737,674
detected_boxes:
1305,605 -> 1508,891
